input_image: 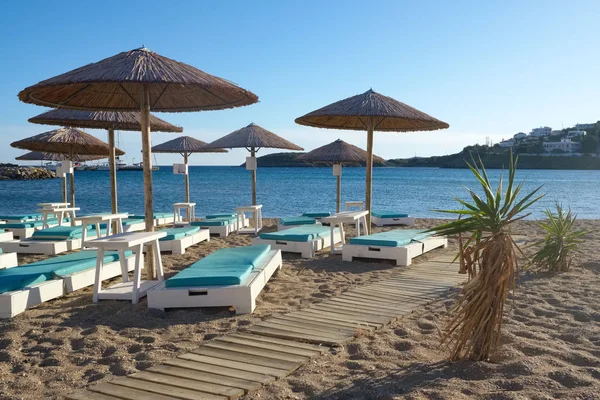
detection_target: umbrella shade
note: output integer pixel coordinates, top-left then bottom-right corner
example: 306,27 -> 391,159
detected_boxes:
297,139 -> 384,164
16,151 -> 105,162
28,109 -> 182,132
204,123 -> 303,150
295,89 -> 449,224
152,136 -> 227,154
10,127 -> 125,156
152,136 -> 227,203
18,47 -> 258,112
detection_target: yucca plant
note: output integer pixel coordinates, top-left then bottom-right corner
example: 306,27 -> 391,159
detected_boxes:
529,202 -> 587,272
431,152 -> 544,361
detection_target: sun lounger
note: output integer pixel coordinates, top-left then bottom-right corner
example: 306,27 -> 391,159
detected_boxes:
148,244 -> 282,314
158,226 -> 210,254
342,229 -> 447,266
0,213 -> 42,223
206,213 -> 250,228
277,216 -> 321,231
120,218 -> 146,232
0,218 -> 65,239
251,225 -> 342,258
0,248 -> 17,270
302,212 -> 331,220
371,211 -> 415,227
0,229 -> 13,242
191,216 -> 241,237
127,212 -> 175,227
0,225 -> 104,255
0,250 -> 135,318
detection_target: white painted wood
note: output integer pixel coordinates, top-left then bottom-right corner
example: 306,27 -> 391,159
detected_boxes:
96,280 -> 161,301
345,201 -> 364,211
64,256 -> 136,292
236,205 -> 263,235
154,214 -> 175,226
371,216 -> 415,227
148,249 -> 282,314
251,229 -> 342,258
0,252 -> 17,269
159,229 -> 209,255
0,238 -> 82,255
173,203 -> 196,223
0,231 -> 14,242
122,221 -> 145,233
194,216 -> 249,237
342,236 -> 448,266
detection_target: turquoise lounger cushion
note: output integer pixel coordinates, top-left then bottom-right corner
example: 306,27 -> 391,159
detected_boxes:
159,226 -> 200,241
154,212 -> 172,219
1,218 -> 61,229
192,217 -> 236,227
349,229 -> 432,247
372,211 -> 409,219
279,216 -> 318,226
260,226 -> 335,242
206,213 -> 236,219
0,213 -> 42,221
127,215 -> 145,220
31,226 -> 83,240
0,251 -> 127,293
302,212 -> 331,218
165,245 -> 271,287
121,218 -> 144,226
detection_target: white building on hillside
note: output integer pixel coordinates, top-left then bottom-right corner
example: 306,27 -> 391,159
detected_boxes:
551,130 -> 563,136
514,132 -> 527,140
567,130 -> 586,138
499,139 -> 514,148
530,126 -> 552,137
576,123 -> 595,130
542,138 -> 581,153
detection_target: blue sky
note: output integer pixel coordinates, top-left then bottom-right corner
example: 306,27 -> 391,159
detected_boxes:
1,0 -> 599,165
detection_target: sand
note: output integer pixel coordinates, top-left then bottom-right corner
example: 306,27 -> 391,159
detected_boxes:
0,218 -> 599,399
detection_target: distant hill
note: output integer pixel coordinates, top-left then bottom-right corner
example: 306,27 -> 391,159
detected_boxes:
242,152 -> 388,167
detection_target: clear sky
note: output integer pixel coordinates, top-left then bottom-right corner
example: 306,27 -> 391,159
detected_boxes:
1,0 -> 599,165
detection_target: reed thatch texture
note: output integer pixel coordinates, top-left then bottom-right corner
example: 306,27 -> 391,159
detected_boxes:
18,48 -> 258,112
28,109 -> 183,132
16,151 -> 104,162
10,127 -> 125,156
297,139 -> 384,164
152,136 -> 227,154
204,123 -> 303,150
294,89 -> 449,131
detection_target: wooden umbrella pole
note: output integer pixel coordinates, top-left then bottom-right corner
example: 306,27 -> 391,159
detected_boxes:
140,85 -> 156,280
251,147 -> 257,205
62,176 -> 67,203
184,153 -> 190,203
69,150 -> 75,207
336,164 -> 341,214
365,121 -> 374,228
108,128 -> 118,214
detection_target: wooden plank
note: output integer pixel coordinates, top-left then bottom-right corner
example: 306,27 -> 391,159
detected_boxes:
292,309 -> 382,329
263,317 -> 357,337
353,286 -> 440,300
203,340 -> 309,363
111,378 -> 226,400
283,312 -> 376,331
365,286 -> 445,299
381,279 -> 454,288
253,320 -> 351,341
148,364 -> 260,393
129,371 -> 243,400
347,288 -> 430,303
163,358 -> 273,385
322,299 -> 402,317
216,336 -> 322,357
332,296 -> 411,312
89,382 -> 182,400
341,291 -> 424,305
247,325 -> 345,346
226,333 -> 327,355
271,314 -> 360,334
193,346 -> 301,372
65,391 -> 121,400
179,353 -> 288,378
306,305 -> 389,325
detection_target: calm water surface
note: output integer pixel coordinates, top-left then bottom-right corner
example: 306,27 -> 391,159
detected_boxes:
0,167 -> 598,219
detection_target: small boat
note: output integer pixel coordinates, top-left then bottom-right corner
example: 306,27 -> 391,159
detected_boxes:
119,158 -> 159,171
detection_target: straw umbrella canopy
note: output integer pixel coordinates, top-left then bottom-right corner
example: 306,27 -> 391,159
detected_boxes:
297,139 -> 384,213
295,89 -> 449,225
18,47 -> 258,278
152,136 -> 227,203
28,109 -> 183,215
16,151 -> 106,203
204,123 -> 303,205
11,127 -> 125,207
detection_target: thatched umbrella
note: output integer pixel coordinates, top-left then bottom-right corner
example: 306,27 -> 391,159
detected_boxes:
28,109 -> 183,214
151,136 -> 227,203
11,127 -> 124,207
204,123 -> 303,205
297,139 -> 385,213
16,151 -> 105,203
295,89 -> 449,225
18,47 -> 257,278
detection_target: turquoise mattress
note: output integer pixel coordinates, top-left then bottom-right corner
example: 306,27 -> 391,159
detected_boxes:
302,212 -> 331,218
0,213 -> 42,221
30,225 -> 106,241
206,213 -> 236,219
279,216 -> 318,226
0,250 -> 128,294
159,226 -> 200,241
349,229 -> 432,247
372,211 -> 409,219
192,217 -> 236,227
1,218 -> 61,229
128,212 -> 172,220
166,244 -> 271,288
260,225 -> 336,242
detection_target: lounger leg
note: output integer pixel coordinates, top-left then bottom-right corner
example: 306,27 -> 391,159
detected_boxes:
153,239 -> 164,282
132,244 -> 143,304
118,249 -> 129,282
81,223 -> 88,248
235,297 -> 255,315
93,248 -> 105,303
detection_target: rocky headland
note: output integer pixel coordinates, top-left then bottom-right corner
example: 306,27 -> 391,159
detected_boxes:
0,164 -> 56,180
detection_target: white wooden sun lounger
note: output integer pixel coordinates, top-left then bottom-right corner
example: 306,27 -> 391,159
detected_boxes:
0,226 -> 104,255
251,226 -> 342,258
158,228 -> 210,255
191,216 -> 249,237
371,215 -> 415,227
0,251 -> 17,270
148,247 -> 282,314
0,230 -> 13,242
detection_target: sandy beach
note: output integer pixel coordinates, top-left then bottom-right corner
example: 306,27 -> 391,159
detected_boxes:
1,218 -> 599,399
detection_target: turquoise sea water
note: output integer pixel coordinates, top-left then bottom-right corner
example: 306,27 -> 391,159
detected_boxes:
0,167 -> 598,219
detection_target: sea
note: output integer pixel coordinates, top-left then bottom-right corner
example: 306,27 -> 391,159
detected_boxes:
0,167 -> 598,219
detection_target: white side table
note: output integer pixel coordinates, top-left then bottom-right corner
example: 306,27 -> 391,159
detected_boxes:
345,201 -> 364,211
77,213 -> 128,245
37,206 -> 80,229
85,231 -> 166,304
173,202 -> 196,224
322,210 -> 369,254
235,205 -> 263,235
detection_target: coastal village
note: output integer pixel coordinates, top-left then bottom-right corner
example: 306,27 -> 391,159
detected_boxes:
498,122 -> 599,154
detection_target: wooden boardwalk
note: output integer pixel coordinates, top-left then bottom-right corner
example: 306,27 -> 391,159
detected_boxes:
66,254 -> 464,400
